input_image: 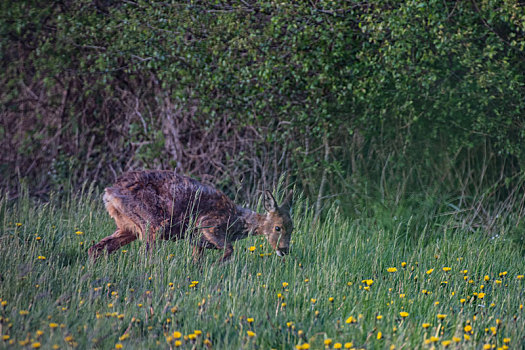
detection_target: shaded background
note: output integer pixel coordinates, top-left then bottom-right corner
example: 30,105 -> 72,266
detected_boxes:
2,0 -> 525,226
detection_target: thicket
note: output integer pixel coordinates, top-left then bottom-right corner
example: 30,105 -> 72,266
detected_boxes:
2,1 -> 525,223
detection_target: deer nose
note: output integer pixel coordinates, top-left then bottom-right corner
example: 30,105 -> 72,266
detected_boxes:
276,247 -> 289,256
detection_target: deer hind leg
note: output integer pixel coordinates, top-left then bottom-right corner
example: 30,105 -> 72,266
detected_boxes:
192,246 -> 204,263
88,229 -> 137,260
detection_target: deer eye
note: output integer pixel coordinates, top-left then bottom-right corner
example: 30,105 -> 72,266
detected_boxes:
275,226 -> 281,232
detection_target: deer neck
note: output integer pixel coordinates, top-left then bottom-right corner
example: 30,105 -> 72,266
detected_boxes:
236,206 -> 265,237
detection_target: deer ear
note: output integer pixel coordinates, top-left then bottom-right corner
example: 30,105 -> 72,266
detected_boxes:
264,190 -> 278,212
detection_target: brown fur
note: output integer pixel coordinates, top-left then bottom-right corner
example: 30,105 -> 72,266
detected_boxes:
88,170 -> 293,263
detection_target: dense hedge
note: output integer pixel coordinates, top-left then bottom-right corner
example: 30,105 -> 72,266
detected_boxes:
2,1 -> 525,212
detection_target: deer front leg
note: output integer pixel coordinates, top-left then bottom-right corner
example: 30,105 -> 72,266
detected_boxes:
201,227 -> 233,264
88,229 -> 137,260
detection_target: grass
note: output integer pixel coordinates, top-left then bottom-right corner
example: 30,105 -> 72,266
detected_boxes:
0,188 -> 524,349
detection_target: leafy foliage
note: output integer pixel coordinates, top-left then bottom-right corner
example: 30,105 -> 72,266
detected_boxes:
1,1 -> 524,212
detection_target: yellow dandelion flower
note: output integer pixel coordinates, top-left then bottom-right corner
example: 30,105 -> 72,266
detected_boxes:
32,342 -> 41,348
329,297 -> 334,302
387,267 -> 397,272
442,340 -> 451,347
247,331 -> 256,337
452,336 -> 461,342
249,246 -> 256,252
204,339 -> 212,346
477,292 -> 485,299
324,339 -> 332,346
247,318 -> 254,323
344,343 -> 353,349
188,333 -> 197,340
503,338 -> 510,343
345,316 -> 356,324
310,298 -> 317,304
484,275 -> 490,281
422,323 -> 431,328
426,269 -> 434,274
119,334 -> 129,341
115,344 -> 123,349
483,345 -> 491,350
1,301 -> 6,306
399,294 -> 405,298
437,314 -> 447,320
464,334 -> 471,340
499,271 -> 507,277
2,335 -> 10,341
19,310 -> 29,315
399,311 -> 409,317
464,325 -> 472,332
376,315 -> 383,320
517,275 -> 524,280
37,256 -> 46,260
174,340 -> 182,347
333,343 -> 342,349
443,267 -> 451,272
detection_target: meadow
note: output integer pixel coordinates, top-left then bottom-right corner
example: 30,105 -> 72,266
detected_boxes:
0,188 -> 524,349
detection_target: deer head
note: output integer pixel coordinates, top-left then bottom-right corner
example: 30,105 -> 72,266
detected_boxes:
261,190 -> 294,256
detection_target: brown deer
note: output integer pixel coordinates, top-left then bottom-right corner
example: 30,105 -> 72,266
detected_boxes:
88,170 -> 293,263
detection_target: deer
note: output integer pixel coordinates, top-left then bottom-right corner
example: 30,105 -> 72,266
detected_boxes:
88,170 -> 294,263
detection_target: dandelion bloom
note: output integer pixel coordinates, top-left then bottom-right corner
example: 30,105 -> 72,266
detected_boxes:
503,338 -> 510,343
174,340 -> 182,347
115,344 -> 123,349
442,340 -> 451,346
32,343 -> 41,349
249,246 -> 256,252
376,315 -> 383,320
517,275 -> 524,280
483,345 -> 491,350
377,331 -> 382,340
484,275 -> 490,281
345,316 -> 356,324
37,256 -> 46,260
477,293 -> 485,299
387,267 -> 397,273
426,269 -> 434,274
247,318 -> 254,323
333,343 -> 342,349
464,325 -> 472,332
324,339 -> 332,346
310,298 -> 317,304
401,262 -> 407,267
422,323 -> 431,328
399,311 -> 409,317
437,314 -> 447,320
443,267 -> 451,272
344,343 -> 353,349
247,331 -> 256,337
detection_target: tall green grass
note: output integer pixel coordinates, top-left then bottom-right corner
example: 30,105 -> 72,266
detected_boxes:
0,189 -> 524,349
